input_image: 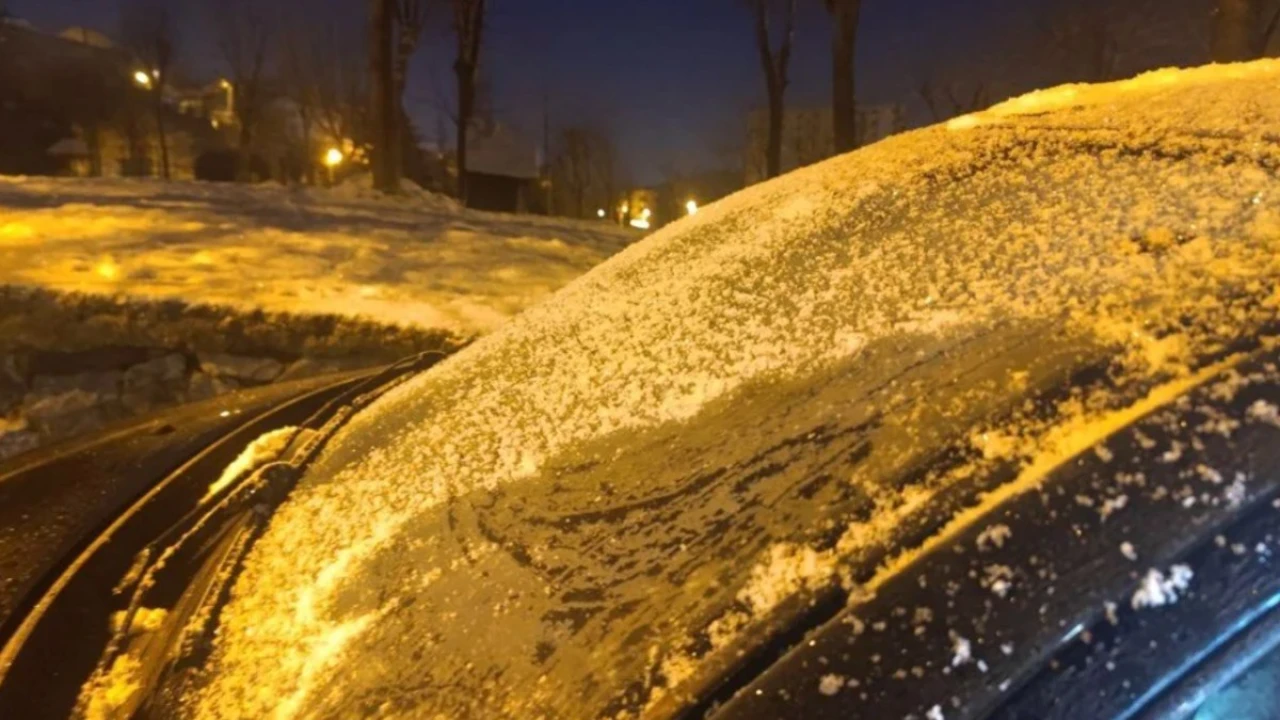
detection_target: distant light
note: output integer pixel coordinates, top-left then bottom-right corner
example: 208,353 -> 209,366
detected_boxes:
640,207 -> 652,219
219,78 -> 232,89
211,119 -> 219,128
151,68 -> 160,79
596,208 -> 606,218
94,259 -> 119,280
323,147 -> 344,167
620,202 -> 629,214
629,218 -> 650,230
133,70 -> 152,88
685,199 -> 698,216
219,410 -> 231,418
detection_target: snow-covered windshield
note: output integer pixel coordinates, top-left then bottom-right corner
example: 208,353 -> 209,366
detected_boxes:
184,62 -> 1280,719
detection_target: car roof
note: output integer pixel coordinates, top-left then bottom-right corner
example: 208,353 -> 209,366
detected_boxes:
704,347 -> 1280,719
185,61 -> 1280,719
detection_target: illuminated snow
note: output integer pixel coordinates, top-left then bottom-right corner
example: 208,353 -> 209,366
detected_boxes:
185,60 -> 1280,719
0,178 -> 634,335
1131,564 -> 1194,609
204,426 -> 299,500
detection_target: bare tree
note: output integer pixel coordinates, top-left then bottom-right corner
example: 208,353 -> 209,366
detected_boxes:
370,0 -> 398,192
120,0 -> 175,179
914,75 -> 991,122
1036,0 -> 1204,84
452,0 -> 486,203
280,24 -> 318,184
1212,0 -> 1280,60
749,0 -> 796,180
210,0 -> 275,180
551,125 -> 616,218
823,0 -> 861,153
380,0 -> 430,181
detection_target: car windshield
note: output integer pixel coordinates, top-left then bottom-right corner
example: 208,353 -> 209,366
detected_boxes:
177,65 -> 1280,719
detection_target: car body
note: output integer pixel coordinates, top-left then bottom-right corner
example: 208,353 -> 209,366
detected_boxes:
4,61 -> 1280,719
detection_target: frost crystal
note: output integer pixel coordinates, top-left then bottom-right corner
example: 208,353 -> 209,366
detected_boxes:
976,524 -> 1012,551
1246,400 -> 1280,427
1120,542 -> 1138,561
1131,565 -> 1194,609
951,634 -> 972,667
817,674 -> 845,696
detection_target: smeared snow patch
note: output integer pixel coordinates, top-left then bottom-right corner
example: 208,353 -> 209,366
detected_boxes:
1131,564 -> 1194,609
205,426 -> 299,499
927,704 -> 946,720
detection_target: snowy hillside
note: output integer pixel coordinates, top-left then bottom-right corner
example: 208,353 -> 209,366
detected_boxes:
0,177 -> 637,335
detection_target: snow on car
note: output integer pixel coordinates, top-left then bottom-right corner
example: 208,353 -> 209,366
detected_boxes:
61,60 -> 1280,719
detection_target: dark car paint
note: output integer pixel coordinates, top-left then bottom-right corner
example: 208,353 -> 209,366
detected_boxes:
706,349 -> 1280,720
0,373 -> 363,638
0,352 -> 446,720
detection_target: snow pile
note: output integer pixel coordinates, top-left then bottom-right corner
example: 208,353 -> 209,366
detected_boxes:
205,426 -> 299,499
186,61 -> 1280,719
0,177 -> 635,336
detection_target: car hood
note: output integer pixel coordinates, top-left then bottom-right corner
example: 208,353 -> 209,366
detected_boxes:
173,61 -> 1280,719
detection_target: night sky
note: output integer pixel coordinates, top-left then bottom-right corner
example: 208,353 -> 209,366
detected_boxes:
9,0 -> 1069,184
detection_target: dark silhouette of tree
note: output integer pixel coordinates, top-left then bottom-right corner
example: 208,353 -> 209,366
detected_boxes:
1212,0 -> 1280,61
120,0 -> 174,179
452,0 -> 486,203
749,0 -> 796,180
391,0 -> 430,179
370,0 -> 398,192
823,0 -> 861,153
210,0 -> 275,181
551,125 -> 616,218
915,76 -> 990,122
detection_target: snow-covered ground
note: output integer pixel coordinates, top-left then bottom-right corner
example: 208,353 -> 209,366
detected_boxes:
0,177 -> 636,336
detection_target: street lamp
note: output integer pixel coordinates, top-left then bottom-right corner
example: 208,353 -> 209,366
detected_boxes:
323,147 -> 344,185
133,70 -> 153,88
596,208 -> 606,218
686,199 -> 699,216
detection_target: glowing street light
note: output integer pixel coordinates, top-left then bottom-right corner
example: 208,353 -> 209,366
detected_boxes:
640,207 -> 652,219
596,208 -> 606,218
686,199 -> 699,216
133,70 -> 153,88
323,147 -> 344,185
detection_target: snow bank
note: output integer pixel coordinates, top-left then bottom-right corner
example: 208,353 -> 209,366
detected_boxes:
0,176 -> 636,336
0,286 -> 461,461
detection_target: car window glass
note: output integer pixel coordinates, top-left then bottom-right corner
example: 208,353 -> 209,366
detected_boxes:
1192,641 -> 1280,720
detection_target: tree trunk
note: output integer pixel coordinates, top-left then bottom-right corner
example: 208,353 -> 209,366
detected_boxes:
154,95 -> 170,180
753,0 -> 794,181
829,0 -> 860,153
455,66 -> 474,203
237,120 -> 253,181
765,91 -> 784,179
454,0 -> 485,205
300,111 -> 315,185
392,30 -> 418,180
1212,0 -> 1255,61
371,0 -> 399,193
